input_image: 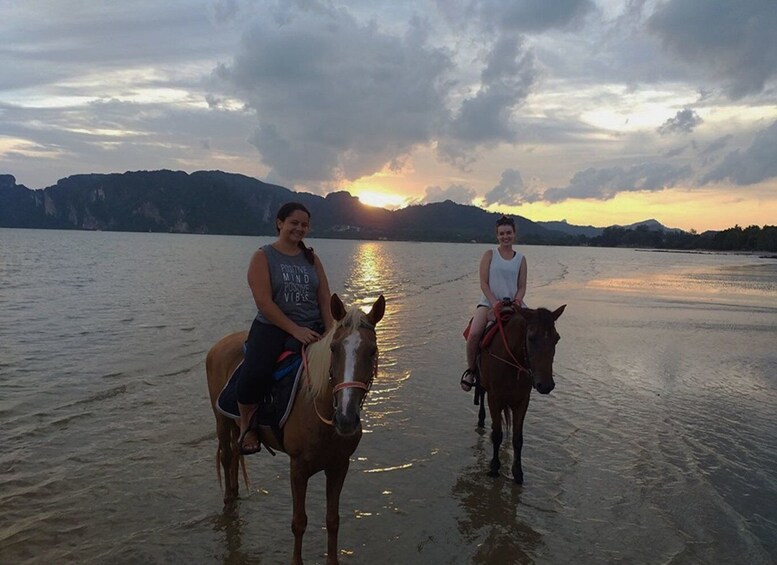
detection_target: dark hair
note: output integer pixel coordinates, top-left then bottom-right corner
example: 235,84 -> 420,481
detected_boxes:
276,202 -> 315,265
496,215 -> 515,229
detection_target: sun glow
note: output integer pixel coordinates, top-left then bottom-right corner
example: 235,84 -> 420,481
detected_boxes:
353,190 -> 406,209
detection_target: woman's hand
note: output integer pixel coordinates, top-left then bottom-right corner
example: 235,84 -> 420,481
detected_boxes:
292,326 -> 321,345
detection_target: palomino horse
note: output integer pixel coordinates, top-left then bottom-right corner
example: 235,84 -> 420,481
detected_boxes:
206,294 -> 385,565
477,300 -> 565,484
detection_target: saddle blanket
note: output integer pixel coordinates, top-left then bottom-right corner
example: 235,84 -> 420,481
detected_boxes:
216,354 -> 304,430
462,319 -> 500,349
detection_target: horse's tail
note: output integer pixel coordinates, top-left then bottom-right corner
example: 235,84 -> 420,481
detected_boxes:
240,454 -> 250,492
215,447 -> 223,492
215,438 -> 251,495
502,408 -> 512,431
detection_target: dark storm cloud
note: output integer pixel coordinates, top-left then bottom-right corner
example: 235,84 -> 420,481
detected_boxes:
448,37 -> 535,145
701,134 -> 734,156
420,183 -> 476,205
540,162 -> 694,203
648,0 -> 777,98
437,36 -> 536,166
217,5 -> 453,186
483,168 -> 525,206
658,108 -> 702,135
701,120 -> 777,185
477,0 -> 595,33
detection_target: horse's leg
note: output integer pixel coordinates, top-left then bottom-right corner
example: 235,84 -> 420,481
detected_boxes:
290,458 -> 310,565
487,398 -> 503,478
217,414 -> 240,507
324,461 -> 350,565
511,396 -> 530,485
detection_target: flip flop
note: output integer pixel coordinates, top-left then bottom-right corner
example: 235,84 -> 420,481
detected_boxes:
460,369 -> 476,392
238,429 -> 262,455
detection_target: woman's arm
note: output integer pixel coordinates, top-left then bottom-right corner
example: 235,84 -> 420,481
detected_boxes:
479,250 -> 499,307
514,256 -> 527,305
247,250 -> 319,343
314,254 -> 334,331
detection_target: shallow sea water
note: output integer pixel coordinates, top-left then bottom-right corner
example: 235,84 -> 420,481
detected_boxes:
1,229 -> 776,564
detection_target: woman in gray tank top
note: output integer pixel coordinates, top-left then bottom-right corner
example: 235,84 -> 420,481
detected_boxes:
236,202 -> 333,455
461,215 -> 527,392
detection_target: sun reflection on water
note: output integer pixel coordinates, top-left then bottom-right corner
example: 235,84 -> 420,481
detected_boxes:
344,242 -> 391,308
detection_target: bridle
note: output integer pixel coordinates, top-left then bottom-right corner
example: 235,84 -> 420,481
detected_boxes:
307,319 -> 378,427
487,300 -> 533,380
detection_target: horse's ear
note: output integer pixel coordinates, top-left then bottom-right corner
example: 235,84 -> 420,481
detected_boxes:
552,304 -> 566,321
367,295 -> 385,326
331,293 -> 347,322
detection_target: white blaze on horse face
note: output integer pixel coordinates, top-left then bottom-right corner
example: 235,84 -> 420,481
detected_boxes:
339,332 -> 362,412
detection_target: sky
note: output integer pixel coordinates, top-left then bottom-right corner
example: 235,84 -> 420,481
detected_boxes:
1,0 -> 776,232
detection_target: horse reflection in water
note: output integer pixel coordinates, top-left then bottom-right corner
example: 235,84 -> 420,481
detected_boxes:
475,300 -> 565,484
206,294 -> 385,565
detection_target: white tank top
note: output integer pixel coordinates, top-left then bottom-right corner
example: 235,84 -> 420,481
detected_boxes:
479,247 -> 524,307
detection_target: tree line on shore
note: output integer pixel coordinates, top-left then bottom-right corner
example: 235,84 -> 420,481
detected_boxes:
570,224 -> 777,253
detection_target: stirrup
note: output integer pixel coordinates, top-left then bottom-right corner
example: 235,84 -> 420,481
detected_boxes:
460,368 -> 476,392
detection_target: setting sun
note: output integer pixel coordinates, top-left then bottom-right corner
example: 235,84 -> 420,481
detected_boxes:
353,190 -> 406,209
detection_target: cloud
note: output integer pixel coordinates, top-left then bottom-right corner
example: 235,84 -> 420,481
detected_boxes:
0,98 -> 258,188
420,183 -> 476,205
701,134 -> 734,156
701,120 -> 777,185
448,37 -> 535,144
477,0 -> 595,33
663,144 -> 690,158
216,4 -> 453,187
483,168 -> 525,205
658,108 -> 702,135
648,0 -> 777,98
541,162 -> 694,202
437,36 -> 537,165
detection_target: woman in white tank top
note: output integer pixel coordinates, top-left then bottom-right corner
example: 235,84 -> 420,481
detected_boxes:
461,215 -> 527,391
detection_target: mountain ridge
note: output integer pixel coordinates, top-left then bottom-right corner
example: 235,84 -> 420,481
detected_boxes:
0,170 -> 683,243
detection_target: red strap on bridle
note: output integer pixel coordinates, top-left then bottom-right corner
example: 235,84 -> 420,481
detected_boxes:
492,302 -> 530,375
333,381 -> 370,393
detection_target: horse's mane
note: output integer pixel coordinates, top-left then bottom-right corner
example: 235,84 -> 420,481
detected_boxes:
305,306 -> 366,398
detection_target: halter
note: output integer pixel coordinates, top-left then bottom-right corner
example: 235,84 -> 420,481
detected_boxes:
306,319 -> 378,427
488,300 -> 532,379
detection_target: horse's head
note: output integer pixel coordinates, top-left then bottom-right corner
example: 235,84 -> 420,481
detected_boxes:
327,293 -> 385,436
518,305 -> 565,395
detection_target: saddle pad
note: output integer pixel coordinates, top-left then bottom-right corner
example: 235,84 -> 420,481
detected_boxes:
216,355 -> 304,430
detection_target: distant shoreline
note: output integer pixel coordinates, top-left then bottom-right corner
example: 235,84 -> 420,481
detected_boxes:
637,248 -> 777,260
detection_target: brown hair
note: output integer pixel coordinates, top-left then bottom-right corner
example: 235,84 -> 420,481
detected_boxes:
276,202 -> 315,264
496,215 -> 515,230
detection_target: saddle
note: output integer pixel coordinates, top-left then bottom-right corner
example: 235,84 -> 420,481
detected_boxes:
462,303 -> 518,350
215,340 -> 305,442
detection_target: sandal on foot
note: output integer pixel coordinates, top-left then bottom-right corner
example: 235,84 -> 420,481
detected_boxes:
238,429 -> 262,455
460,369 -> 476,392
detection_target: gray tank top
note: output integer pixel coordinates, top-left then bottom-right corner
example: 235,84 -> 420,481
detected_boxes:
254,244 -> 322,328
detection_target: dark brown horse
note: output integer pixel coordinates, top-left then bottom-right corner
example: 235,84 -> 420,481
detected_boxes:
476,300 -> 565,484
206,294 -> 385,565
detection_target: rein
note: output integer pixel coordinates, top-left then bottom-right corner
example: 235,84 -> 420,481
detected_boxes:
489,302 -> 531,377
305,319 -> 378,427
